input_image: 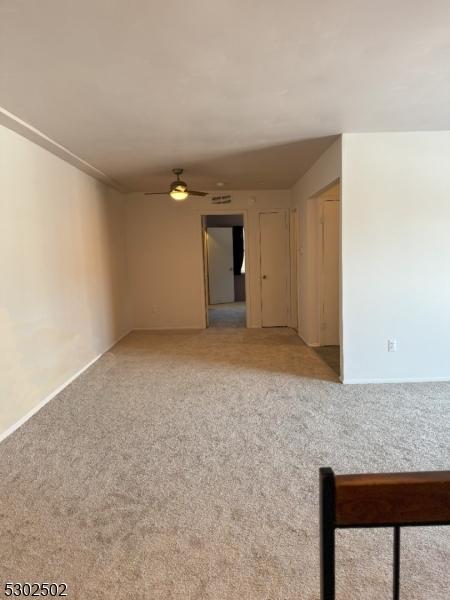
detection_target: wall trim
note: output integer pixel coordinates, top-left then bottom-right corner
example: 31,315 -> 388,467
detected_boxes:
0,106 -> 127,193
0,330 -> 131,445
342,376 -> 450,385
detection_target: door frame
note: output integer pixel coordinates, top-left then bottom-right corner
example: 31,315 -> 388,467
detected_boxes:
289,208 -> 298,330
318,196 -> 340,346
198,209 -> 250,328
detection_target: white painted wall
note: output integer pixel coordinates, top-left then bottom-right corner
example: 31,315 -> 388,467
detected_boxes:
341,132 -> 450,383
0,125 -> 130,437
291,139 -> 342,345
125,190 -> 291,329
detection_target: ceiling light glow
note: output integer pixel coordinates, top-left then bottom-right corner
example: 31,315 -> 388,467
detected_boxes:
170,189 -> 188,201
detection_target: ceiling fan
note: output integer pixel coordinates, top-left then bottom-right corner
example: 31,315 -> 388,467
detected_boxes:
144,169 -> 208,201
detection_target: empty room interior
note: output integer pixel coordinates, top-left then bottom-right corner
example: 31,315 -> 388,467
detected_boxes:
1,2 -> 450,599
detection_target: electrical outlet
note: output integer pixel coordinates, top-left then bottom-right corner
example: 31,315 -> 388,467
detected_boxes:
387,339 -> 397,352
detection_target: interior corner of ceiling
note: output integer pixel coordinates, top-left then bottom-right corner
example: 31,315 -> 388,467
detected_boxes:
0,105 -> 125,193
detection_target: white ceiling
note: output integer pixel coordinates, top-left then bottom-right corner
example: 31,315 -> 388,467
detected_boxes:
1,1 -> 450,192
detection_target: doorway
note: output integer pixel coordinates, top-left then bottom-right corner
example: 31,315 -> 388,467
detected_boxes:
202,214 -> 247,328
314,183 -> 340,375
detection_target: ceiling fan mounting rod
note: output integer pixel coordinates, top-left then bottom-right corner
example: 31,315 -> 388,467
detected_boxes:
172,168 -> 183,179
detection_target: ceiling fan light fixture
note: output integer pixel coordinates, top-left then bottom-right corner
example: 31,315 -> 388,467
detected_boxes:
170,179 -> 188,201
145,169 -> 207,199
170,189 -> 188,201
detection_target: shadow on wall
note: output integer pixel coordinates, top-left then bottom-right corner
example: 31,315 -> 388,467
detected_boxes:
79,185 -> 128,347
118,136 -> 339,191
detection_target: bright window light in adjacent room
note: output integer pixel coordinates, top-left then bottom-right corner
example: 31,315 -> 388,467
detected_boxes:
241,232 -> 245,273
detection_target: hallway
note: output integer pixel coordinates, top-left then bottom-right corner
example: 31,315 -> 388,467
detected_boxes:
208,302 -> 246,328
1,329 -> 449,599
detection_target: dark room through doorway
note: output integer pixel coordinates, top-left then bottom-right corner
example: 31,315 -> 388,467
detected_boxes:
202,214 -> 247,328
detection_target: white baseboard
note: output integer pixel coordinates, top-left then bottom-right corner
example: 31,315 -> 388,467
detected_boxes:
0,329 -> 131,445
342,376 -> 450,384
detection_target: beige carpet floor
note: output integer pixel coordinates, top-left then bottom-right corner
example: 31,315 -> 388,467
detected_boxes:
208,302 -> 246,328
0,328 -> 449,599
313,345 -> 340,376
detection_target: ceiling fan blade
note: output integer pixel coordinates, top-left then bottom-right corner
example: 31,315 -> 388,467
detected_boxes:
144,192 -> 169,195
187,190 -> 208,197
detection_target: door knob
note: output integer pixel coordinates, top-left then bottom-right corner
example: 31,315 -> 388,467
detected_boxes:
262,275 -> 267,279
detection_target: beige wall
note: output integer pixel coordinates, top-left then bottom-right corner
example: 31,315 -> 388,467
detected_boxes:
291,139 -> 342,345
341,132 -> 450,382
125,190 -> 291,329
0,125 -> 130,437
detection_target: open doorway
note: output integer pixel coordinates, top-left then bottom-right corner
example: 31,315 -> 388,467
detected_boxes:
202,214 -> 247,328
314,183 -> 341,375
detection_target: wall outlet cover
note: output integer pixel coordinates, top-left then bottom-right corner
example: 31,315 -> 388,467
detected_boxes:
387,339 -> 397,352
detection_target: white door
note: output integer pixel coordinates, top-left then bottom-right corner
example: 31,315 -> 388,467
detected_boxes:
260,211 -> 289,326
207,227 -> 235,304
320,200 -> 340,345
